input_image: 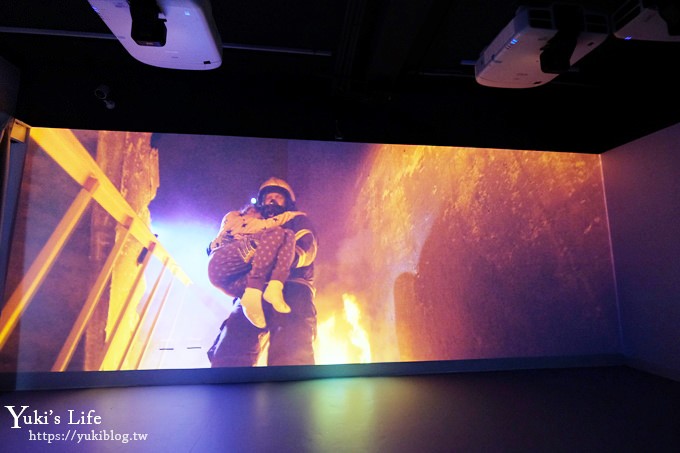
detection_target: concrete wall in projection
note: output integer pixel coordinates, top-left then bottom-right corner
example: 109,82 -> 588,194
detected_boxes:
285,143 -> 620,363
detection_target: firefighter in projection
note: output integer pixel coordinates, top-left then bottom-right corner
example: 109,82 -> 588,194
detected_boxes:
207,177 -> 319,366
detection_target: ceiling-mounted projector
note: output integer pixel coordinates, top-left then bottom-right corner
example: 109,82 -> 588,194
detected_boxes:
612,0 -> 680,41
474,4 -> 609,88
88,0 -> 222,70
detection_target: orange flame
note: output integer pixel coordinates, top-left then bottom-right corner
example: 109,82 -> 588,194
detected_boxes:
314,293 -> 372,365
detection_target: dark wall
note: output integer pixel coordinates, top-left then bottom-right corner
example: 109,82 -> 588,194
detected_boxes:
602,122 -> 680,381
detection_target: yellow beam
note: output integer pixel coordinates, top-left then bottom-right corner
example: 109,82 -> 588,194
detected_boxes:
99,241 -> 156,371
119,258 -> 169,370
30,127 -> 191,286
0,176 -> 99,350
51,217 -> 134,372
9,119 -> 29,143
134,278 -> 175,370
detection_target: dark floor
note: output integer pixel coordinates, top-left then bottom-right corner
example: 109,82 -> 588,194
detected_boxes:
1,365 -> 679,452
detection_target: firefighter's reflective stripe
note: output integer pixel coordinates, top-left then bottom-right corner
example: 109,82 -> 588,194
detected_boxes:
294,228 -> 317,268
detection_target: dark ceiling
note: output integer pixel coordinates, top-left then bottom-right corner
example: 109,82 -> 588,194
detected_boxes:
1,0 -> 679,153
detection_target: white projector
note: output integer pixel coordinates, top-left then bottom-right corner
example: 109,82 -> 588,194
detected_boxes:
612,0 -> 680,42
474,5 -> 609,88
88,0 -> 222,70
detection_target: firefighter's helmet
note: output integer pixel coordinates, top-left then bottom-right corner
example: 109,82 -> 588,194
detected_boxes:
257,177 -> 296,207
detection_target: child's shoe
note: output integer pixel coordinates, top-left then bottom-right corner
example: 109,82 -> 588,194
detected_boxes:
240,287 -> 266,328
263,280 -> 291,313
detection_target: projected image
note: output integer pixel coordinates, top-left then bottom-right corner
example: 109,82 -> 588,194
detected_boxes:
0,129 -> 619,372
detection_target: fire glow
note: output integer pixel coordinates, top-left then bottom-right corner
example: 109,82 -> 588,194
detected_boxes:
314,294 -> 372,365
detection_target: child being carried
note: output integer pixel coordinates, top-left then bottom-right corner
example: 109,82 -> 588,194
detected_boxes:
207,204 -> 304,328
